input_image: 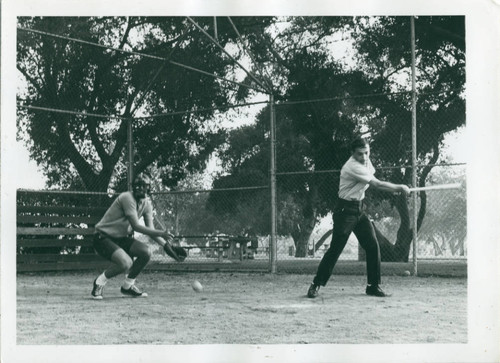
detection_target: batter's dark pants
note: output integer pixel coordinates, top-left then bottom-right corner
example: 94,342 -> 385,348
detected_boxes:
313,199 -> 381,287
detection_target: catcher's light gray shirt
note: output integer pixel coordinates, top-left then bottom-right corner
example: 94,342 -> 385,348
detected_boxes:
338,156 -> 375,201
95,191 -> 152,238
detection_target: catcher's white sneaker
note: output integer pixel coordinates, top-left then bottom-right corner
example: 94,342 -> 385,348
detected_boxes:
91,278 -> 104,300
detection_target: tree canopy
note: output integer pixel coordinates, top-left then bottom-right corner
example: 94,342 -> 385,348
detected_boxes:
17,16 -> 274,191
206,16 -> 465,258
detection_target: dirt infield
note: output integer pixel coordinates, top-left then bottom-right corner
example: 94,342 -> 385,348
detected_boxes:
16,271 -> 466,345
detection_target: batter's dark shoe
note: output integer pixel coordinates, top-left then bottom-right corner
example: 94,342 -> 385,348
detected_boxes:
307,283 -> 320,298
91,278 -> 104,300
365,285 -> 391,297
121,285 -> 148,297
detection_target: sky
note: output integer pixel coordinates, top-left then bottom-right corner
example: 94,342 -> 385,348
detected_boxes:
15,141 -> 47,189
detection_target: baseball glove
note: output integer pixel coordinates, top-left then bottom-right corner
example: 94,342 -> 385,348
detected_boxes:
164,245 -> 187,262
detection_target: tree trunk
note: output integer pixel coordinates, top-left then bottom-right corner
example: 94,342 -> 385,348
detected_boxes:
291,182 -> 320,257
292,213 -> 317,257
359,194 -> 413,262
294,232 -> 310,257
391,193 -> 413,262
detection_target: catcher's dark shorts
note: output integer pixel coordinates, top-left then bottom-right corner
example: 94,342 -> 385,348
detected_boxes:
93,232 -> 136,261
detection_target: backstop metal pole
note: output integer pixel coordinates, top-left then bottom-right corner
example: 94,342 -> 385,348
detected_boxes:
127,118 -> 134,191
411,16 -> 418,276
269,94 -> 278,273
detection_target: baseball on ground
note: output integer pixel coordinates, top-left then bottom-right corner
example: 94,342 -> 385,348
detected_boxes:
192,280 -> 203,292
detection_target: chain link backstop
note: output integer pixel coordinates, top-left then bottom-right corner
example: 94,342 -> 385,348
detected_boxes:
15,16 -> 466,276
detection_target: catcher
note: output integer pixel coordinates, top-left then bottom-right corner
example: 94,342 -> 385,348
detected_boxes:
91,174 -> 186,299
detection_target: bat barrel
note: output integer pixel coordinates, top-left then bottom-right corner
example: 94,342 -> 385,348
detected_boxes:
409,183 -> 461,192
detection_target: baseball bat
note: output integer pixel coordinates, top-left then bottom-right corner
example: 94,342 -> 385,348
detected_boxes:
409,183 -> 461,192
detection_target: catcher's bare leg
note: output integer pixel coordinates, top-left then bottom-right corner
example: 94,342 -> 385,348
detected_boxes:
91,248 -> 132,300
119,240 -> 150,297
106,249 -> 134,278
126,240 -> 152,279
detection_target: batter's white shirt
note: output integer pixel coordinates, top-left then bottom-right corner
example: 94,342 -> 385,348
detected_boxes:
95,191 -> 152,238
338,156 -> 376,201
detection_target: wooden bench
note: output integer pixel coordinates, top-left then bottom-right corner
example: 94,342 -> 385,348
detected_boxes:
16,190 -> 112,272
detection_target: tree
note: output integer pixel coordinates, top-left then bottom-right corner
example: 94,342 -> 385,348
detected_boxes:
414,165 -> 467,257
209,17 -> 366,255
17,16 -> 274,191
209,16 -> 465,260
206,123 -> 271,235
354,16 -> 465,261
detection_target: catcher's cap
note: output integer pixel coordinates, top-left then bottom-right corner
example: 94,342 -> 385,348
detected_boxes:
133,173 -> 151,186
132,174 -> 151,193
